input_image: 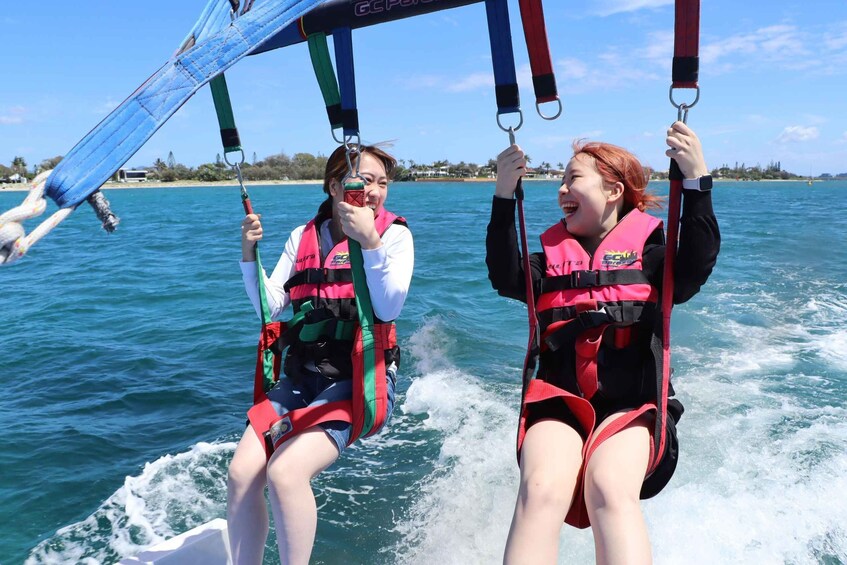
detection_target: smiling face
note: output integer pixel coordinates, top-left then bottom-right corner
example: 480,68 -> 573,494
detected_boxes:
329,152 -> 390,215
559,152 -> 624,249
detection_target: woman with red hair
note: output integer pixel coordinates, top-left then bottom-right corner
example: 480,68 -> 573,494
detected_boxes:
487,121 -> 720,564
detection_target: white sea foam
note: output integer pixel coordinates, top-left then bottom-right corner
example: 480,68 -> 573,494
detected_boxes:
25,441 -> 234,564
391,290 -> 847,563
391,319 -> 597,563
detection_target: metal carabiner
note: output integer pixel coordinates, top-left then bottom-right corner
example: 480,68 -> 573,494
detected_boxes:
669,85 -> 700,124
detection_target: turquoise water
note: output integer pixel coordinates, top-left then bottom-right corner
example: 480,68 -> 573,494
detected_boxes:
2,180 -> 846,564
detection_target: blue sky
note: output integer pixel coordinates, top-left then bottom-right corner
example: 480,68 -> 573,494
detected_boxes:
2,0 -> 846,176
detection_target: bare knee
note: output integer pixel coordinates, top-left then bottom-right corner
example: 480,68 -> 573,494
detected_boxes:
584,464 -> 641,514
228,451 -> 267,495
266,453 -> 311,496
518,468 -> 574,515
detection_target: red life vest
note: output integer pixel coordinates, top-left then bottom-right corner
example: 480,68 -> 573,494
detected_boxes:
519,209 -> 671,528
247,209 -> 406,458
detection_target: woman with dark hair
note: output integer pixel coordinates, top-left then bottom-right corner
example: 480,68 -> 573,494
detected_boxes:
488,122 -> 719,564
228,143 -> 414,565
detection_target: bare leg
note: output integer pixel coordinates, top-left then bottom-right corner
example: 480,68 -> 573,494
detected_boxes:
584,412 -> 653,565
265,427 -> 341,565
504,419 -> 584,565
227,427 -> 271,565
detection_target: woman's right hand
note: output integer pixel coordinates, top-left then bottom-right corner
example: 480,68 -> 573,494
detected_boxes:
241,213 -> 262,262
495,144 -> 527,199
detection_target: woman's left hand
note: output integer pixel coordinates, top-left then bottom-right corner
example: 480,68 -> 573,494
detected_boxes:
337,201 -> 382,250
666,121 -> 709,179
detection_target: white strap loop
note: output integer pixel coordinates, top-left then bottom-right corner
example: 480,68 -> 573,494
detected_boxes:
0,170 -> 74,265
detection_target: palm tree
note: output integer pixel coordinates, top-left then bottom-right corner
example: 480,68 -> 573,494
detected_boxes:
11,156 -> 27,174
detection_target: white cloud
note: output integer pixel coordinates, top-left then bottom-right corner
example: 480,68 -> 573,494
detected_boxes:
777,126 -> 819,143
591,0 -> 673,17
0,106 -> 26,124
445,72 -> 493,92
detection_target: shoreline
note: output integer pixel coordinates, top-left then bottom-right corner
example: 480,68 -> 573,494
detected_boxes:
0,177 -> 829,193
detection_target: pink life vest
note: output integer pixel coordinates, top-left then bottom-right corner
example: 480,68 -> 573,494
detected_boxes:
286,209 -> 404,310
247,208 -> 407,458
519,209 -> 669,529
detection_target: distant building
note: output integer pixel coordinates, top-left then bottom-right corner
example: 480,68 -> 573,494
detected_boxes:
5,173 -> 27,183
118,168 -> 148,182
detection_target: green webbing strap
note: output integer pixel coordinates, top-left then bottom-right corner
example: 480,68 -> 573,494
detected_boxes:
210,73 -> 243,154
344,179 -> 379,433
307,32 -> 344,132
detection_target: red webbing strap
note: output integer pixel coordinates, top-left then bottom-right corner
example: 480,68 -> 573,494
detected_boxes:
517,0 -> 558,104
672,0 -> 700,89
253,321 -> 283,404
653,172 -> 683,474
518,379 -> 595,456
247,398 -> 354,460
565,402 -> 656,528
515,197 -> 543,455
574,325 -> 606,400
350,323 -> 394,441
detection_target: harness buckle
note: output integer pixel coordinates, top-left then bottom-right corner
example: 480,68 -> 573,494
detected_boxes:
571,270 -> 599,288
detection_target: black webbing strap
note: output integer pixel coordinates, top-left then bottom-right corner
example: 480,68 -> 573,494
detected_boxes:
283,268 -> 354,293
543,303 -> 656,352
538,269 -> 650,293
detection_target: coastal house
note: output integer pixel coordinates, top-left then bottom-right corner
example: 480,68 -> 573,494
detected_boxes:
4,173 -> 27,183
117,168 -> 148,182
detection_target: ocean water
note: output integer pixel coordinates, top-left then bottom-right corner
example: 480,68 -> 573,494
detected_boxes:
1,180 -> 846,564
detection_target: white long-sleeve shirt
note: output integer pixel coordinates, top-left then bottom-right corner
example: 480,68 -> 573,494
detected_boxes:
240,218 -> 414,322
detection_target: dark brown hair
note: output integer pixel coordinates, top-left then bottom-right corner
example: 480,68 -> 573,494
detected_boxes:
317,144 -> 397,218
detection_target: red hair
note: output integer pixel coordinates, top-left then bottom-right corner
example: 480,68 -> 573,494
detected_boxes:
572,141 -> 662,213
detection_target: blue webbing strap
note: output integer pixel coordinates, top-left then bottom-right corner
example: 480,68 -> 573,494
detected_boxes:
44,0 -> 326,209
332,27 -> 359,138
484,0 -> 521,116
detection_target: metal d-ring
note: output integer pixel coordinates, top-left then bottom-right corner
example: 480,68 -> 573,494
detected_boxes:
223,148 -> 246,167
669,85 -> 700,123
496,109 -> 524,137
537,98 -> 563,121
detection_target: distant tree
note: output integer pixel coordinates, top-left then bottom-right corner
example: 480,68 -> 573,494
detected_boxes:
153,158 -> 167,172
541,161 -> 551,175
40,155 -> 63,170
557,161 -> 564,170
252,151 -> 257,165
167,151 -> 176,168
196,162 -> 230,182
11,156 -> 27,174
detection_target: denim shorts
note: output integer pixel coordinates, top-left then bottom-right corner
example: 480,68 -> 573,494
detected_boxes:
266,364 -> 397,454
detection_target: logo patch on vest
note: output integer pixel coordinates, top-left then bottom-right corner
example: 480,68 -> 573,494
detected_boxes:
269,416 -> 293,446
330,252 -> 350,266
602,250 -> 638,268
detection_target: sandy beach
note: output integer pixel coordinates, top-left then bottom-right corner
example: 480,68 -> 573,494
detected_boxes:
0,178 -> 325,193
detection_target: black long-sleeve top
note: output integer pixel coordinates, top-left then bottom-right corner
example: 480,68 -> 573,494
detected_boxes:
486,190 -> 720,306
